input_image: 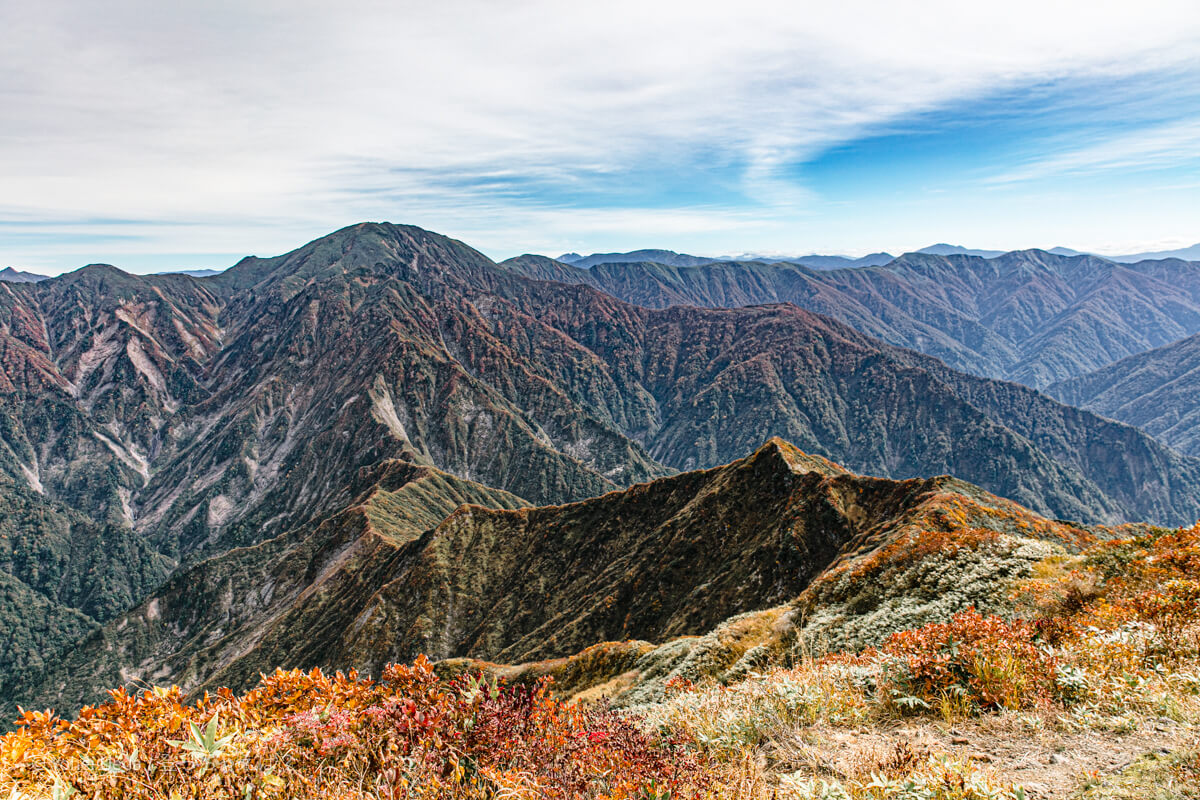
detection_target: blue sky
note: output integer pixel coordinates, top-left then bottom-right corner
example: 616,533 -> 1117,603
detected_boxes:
2,0 -> 1199,274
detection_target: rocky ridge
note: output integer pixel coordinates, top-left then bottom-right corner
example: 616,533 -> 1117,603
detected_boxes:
11,439 -> 1120,716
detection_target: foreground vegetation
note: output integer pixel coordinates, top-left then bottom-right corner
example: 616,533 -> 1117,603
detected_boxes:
3,523 -> 1199,799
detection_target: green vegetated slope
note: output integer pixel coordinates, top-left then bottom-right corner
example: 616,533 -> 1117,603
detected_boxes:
1048,331 -> 1200,457
11,438 -> 1119,717
0,475 -> 171,694
501,250 -> 1200,389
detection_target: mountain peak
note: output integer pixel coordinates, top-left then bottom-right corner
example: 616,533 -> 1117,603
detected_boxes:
748,437 -> 849,478
53,263 -> 144,287
916,244 -> 1007,258
558,249 -> 717,269
213,221 -> 500,297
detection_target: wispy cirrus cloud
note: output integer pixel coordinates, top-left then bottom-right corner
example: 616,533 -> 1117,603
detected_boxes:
989,118 -> 1200,184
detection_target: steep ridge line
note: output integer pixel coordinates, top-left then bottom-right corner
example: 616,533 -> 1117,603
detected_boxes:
9,439 -> 1127,717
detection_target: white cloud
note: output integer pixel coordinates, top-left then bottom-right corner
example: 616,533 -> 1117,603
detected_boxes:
2,0 -> 1200,270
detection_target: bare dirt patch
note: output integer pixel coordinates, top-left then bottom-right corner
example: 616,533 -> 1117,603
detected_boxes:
768,714 -> 1197,798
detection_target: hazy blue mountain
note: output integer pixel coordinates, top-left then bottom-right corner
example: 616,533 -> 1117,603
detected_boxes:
554,249 -> 896,271
1041,244 -> 1200,262
156,268 -> 224,277
561,242 -> 1200,270
916,244 -> 1007,258
1111,243 -> 1200,263
790,252 -> 895,269
0,267 -> 48,283
560,249 -> 719,269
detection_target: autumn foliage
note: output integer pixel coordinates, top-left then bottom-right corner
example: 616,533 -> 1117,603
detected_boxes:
5,523 -> 1200,799
880,608 -> 1058,711
0,655 -> 713,799
1017,521 -> 1200,660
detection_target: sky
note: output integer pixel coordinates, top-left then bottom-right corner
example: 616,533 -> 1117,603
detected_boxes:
2,0 -> 1200,275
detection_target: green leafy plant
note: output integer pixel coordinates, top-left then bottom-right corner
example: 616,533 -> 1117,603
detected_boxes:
168,713 -> 235,761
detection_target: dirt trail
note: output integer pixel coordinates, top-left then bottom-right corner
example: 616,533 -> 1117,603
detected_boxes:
770,714 -> 1196,798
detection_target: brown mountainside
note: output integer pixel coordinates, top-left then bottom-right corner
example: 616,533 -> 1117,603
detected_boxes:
10,439 -> 1110,716
1048,331 -> 1200,457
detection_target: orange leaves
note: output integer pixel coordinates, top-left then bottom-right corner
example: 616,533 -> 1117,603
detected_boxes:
1,659 -> 714,800
1012,519 -> 1200,663
0,731 -> 34,766
1126,578 -> 1200,660
845,525 -> 1002,590
881,608 -> 1058,711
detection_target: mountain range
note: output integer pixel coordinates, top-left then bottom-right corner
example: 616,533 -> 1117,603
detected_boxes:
0,267 -> 47,283
1048,332 -> 1200,457
3,221 -> 1200,715
558,248 -> 896,270
911,243 -> 1007,258
504,249 -> 1200,388
555,242 -> 1200,269
1108,242 -> 1200,262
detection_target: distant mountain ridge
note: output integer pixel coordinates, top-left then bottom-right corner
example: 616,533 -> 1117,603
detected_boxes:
2,265 -> 225,282
504,249 -> 1200,389
915,243 -> 1006,258
785,252 -> 895,269
0,267 -> 48,283
555,249 -> 894,270
557,249 -> 718,268
1019,243 -> 1200,262
556,242 -> 1200,269
1111,243 -> 1200,262
153,268 -> 224,277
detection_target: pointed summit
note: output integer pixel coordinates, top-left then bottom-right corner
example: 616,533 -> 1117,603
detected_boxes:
746,437 -> 848,478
